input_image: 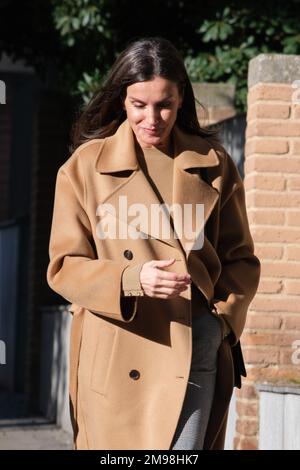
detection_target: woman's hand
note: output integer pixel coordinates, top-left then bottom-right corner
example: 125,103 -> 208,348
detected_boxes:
139,259 -> 191,299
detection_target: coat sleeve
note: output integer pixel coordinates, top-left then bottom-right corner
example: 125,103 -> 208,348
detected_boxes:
212,153 -> 261,344
47,161 -> 138,322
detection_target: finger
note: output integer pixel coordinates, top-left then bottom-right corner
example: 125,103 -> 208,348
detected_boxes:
156,271 -> 191,282
151,258 -> 176,268
154,279 -> 190,288
152,286 -> 187,296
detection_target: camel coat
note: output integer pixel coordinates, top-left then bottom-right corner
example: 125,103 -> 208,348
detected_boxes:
47,119 -> 260,450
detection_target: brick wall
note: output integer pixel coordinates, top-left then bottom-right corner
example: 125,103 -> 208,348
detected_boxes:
236,54 -> 300,449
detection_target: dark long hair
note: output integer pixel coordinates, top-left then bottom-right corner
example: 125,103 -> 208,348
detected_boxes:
71,37 -> 218,151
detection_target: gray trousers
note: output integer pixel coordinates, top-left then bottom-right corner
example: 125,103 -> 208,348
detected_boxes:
171,305 -> 223,450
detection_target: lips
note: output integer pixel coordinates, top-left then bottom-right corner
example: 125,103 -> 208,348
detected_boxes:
142,127 -> 161,135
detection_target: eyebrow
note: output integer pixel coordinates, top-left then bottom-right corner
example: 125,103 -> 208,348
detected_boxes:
128,95 -> 174,104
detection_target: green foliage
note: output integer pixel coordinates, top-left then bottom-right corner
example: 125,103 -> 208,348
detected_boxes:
51,0 -> 116,99
77,69 -> 105,104
51,1 -> 300,111
2,1 -> 299,112
185,4 -> 300,112
52,0 -> 111,47
199,7 -> 236,42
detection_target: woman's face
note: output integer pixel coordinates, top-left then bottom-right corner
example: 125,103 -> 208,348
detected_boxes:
124,76 -> 182,150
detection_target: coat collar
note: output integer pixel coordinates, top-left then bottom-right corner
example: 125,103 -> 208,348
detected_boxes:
94,119 -> 220,257
95,118 -> 219,173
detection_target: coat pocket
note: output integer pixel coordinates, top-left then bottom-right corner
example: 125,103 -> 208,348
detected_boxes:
90,324 -> 118,396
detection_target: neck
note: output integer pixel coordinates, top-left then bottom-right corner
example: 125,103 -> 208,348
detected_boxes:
154,137 -> 173,157
137,135 -> 174,158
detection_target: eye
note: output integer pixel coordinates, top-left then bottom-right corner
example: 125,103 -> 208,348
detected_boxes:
158,102 -> 172,109
133,103 -> 145,108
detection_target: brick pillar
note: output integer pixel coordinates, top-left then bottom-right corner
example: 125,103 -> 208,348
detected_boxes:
237,54 -> 300,449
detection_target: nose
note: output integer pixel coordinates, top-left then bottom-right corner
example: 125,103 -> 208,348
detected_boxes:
146,106 -> 160,126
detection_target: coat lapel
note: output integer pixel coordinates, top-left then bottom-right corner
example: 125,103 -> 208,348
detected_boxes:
172,126 -> 220,253
95,119 -> 220,254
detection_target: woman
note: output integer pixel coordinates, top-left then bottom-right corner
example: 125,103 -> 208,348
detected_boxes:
47,37 -> 260,450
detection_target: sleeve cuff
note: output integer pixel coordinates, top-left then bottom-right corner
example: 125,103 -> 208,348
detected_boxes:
121,263 -> 145,297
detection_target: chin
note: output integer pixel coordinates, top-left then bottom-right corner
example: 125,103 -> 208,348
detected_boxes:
140,136 -> 161,145
146,140 -> 162,148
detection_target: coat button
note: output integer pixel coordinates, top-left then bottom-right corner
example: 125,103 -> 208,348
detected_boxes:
129,369 -> 140,380
124,249 -> 133,260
